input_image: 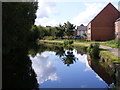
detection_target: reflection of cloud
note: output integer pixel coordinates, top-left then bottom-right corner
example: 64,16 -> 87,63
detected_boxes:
73,49 -> 91,72
30,53 -> 58,84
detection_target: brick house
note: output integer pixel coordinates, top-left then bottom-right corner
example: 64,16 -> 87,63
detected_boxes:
75,24 -> 87,36
87,3 -> 120,41
115,18 -> 120,39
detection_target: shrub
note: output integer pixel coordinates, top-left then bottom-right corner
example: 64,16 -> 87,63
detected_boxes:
64,40 -> 74,46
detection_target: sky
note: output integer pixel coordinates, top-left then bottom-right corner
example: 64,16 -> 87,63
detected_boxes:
35,0 -> 120,27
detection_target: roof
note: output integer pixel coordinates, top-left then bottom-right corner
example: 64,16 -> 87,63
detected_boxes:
77,26 -> 87,31
87,3 -> 120,25
116,18 -> 120,22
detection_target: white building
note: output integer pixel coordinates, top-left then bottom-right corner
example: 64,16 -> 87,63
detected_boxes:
76,24 -> 87,36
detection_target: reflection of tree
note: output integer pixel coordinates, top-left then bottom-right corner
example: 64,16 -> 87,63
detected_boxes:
62,51 -> 77,66
76,50 -> 85,55
64,46 -> 73,51
55,47 -> 65,57
3,49 -> 39,89
29,43 -> 47,57
29,43 -> 78,67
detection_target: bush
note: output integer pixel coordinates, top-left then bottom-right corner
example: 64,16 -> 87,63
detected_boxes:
64,40 -> 74,46
87,43 -> 100,59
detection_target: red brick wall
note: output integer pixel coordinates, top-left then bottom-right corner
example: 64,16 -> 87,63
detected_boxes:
91,3 -> 120,41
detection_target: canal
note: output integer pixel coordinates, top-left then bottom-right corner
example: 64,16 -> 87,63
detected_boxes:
29,44 -> 118,88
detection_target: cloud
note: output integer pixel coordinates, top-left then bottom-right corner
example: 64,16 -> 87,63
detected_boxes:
36,0 -> 56,18
70,3 -> 105,26
35,0 -> 58,26
30,53 -> 58,84
35,1 -> 119,26
35,17 -> 59,26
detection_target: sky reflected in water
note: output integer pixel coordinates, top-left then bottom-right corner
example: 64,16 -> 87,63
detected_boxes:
30,49 -> 108,88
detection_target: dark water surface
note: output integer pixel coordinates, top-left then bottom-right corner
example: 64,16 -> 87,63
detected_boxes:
30,48 -> 112,88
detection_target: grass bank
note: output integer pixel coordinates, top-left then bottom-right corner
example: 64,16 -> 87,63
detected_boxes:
39,40 -> 120,63
74,39 -> 120,48
100,50 -> 120,63
43,39 -> 120,48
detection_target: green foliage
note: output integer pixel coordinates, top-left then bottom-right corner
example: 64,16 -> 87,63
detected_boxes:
64,40 -> 74,46
3,2 -> 38,54
2,2 -> 39,88
64,21 -> 76,39
87,43 -> 100,59
99,39 -> 120,48
55,24 -> 65,38
45,26 -> 58,37
34,21 -> 75,40
37,25 -> 48,39
99,50 -> 120,63
30,25 -> 40,41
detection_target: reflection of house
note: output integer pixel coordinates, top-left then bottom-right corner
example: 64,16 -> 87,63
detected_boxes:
87,3 -> 120,41
115,18 -> 120,38
75,24 -> 87,36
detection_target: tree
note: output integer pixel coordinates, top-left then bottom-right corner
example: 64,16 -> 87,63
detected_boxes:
64,21 -> 76,39
56,24 -> 65,39
30,25 -> 40,41
2,2 -> 39,88
37,25 -> 48,39
3,2 -> 38,54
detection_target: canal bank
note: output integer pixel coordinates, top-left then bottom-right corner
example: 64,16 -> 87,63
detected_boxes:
39,40 -> 120,63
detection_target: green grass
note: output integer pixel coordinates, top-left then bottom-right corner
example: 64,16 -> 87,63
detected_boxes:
100,50 -> 120,63
40,40 -> 63,44
41,39 -> 120,48
99,40 -> 119,48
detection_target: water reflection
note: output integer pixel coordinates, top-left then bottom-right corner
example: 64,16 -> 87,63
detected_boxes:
30,45 -> 109,88
30,53 -> 58,84
28,44 -> 119,88
87,55 -> 120,89
62,50 -> 78,66
3,48 -> 39,89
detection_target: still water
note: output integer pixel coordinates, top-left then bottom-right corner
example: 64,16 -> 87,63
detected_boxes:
30,49 -> 110,88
